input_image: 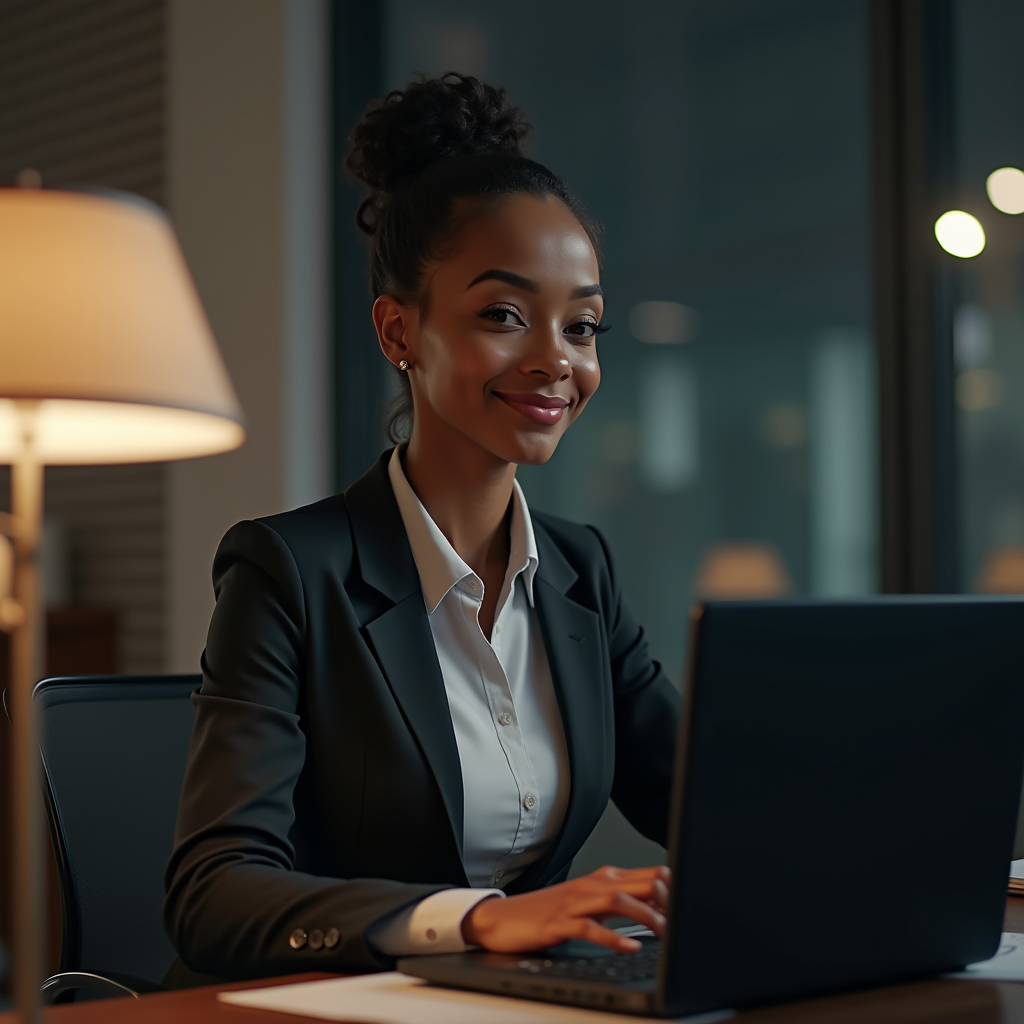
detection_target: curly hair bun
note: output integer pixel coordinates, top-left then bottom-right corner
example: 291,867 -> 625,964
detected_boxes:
347,73 -> 530,198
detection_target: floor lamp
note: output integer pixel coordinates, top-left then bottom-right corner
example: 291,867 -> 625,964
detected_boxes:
0,185 -> 246,1023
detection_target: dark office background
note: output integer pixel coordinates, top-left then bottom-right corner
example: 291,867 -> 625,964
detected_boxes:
3,0 -> 1024,998
335,0 -> 1024,667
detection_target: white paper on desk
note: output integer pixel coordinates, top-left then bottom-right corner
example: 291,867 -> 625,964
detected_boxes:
218,971 -> 734,1024
947,932 -> 1024,981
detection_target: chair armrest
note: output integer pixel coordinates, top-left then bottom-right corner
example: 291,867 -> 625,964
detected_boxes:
41,970 -> 164,1003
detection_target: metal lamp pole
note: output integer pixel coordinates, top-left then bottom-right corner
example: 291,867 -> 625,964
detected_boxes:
7,401 -> 45,1024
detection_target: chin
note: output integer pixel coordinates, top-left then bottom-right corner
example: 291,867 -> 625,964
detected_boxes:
500,432 -> 563,466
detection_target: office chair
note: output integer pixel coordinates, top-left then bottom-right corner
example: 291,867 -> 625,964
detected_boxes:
4,674 -> 200,1002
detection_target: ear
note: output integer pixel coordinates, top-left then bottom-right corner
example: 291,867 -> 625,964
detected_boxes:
373,294 -> 418,368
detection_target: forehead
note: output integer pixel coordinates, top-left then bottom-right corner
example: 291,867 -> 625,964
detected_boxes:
439,193 -> 599,289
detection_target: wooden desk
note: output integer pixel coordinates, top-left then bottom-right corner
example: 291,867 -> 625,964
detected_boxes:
5,899 -> 1024,1024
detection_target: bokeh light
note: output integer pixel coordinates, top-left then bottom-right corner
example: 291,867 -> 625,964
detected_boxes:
934,211 -> 986,258
628,300 -> 697,344
956,369 -> 1005,411
986,167 -> 1024,215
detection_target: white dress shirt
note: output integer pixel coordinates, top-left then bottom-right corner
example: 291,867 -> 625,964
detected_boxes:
367,446 -> 571,956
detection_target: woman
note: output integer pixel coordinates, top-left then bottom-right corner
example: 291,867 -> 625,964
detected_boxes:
164,73 -> 680,984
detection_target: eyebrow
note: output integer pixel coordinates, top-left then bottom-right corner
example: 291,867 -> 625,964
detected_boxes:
467,269 -> 539,293
466,269 -> 603,301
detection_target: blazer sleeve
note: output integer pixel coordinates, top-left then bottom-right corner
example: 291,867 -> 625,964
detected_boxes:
163,520 -> 451,979
589,526 -> 682,847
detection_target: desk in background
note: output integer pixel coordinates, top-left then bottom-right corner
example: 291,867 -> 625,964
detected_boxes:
2,898 -> 1023,1024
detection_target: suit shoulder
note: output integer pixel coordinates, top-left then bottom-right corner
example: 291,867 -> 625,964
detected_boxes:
253,493 -> 354,568
256,492 -> 350,535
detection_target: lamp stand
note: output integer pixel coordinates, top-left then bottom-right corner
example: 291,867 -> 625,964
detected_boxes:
8,403 -> 44,1024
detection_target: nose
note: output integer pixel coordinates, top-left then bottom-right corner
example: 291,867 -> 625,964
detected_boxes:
520,323 -> 571,381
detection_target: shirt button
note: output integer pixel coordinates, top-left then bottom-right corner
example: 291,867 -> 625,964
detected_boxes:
426,928 -> 438,942
289,929 -> 307,950
467,580 -> 478,591
495,622 -> 502,634
498,712 -> 512,726
523,793 -> 537,810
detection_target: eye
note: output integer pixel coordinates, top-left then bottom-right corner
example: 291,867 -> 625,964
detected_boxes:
479,305 -> 526,328
564,318 -> 610,341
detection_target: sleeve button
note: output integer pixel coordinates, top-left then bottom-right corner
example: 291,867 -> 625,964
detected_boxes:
324,927 -> 340,949
309,929 -> 324,950
426,928 -> 438,941
289,929 -> 307,950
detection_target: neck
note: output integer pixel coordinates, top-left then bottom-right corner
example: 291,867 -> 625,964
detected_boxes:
402,422 -> 516,576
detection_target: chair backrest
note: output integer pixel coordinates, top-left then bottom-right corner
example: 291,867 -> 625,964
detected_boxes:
32,675 -> 199,985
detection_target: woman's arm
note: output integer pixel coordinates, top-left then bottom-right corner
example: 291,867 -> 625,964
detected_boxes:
163,520 -> 452,977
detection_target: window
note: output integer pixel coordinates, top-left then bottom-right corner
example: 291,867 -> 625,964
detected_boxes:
380,0 -> 876,690
948,1 -> 1024,595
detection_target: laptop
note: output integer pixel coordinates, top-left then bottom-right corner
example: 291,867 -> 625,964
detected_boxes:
399,597 -> 1024,1017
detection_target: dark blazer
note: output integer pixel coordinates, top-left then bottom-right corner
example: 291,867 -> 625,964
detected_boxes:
163,449 -> 680,982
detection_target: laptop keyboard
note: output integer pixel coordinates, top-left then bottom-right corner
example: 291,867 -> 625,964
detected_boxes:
513,950 -> 659,984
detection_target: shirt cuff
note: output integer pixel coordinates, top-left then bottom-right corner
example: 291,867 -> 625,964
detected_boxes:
366,888 -> 505,956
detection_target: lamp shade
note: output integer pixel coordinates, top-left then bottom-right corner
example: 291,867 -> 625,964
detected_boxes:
0,187 -> 245,463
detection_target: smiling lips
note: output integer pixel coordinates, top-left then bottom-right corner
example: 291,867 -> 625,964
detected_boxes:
495,392 -> 570,425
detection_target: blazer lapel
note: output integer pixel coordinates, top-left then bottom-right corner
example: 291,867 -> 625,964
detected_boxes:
345,453 -> 467,872
508,523 -> 613,892
364,598 -> 466,866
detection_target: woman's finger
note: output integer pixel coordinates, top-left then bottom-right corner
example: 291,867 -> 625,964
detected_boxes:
568,891 -> 667,936
648,877 -> 670,910
577,876 -> 670,908
588,865 -> 671,885
561,917 -> 644,953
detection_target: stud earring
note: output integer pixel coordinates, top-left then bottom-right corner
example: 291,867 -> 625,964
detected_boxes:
398,359 -> 409,371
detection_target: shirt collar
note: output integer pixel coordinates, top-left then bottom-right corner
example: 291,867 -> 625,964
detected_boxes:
387,446 -> 539,615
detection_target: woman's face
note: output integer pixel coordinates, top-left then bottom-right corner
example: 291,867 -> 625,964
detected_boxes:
376,193 -> 603,466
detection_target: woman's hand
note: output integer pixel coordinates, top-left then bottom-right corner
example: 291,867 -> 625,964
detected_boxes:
461,865 -> 671,954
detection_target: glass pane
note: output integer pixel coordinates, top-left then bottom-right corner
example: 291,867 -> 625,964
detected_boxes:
381,0 -> 875,868
950,1 -> 1024,595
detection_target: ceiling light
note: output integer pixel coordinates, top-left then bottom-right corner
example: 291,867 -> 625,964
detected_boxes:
986,167 -> 1024,215
934,211 -> 986,258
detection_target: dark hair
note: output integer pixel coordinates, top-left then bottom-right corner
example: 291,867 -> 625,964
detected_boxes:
346,73 -> 601,442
